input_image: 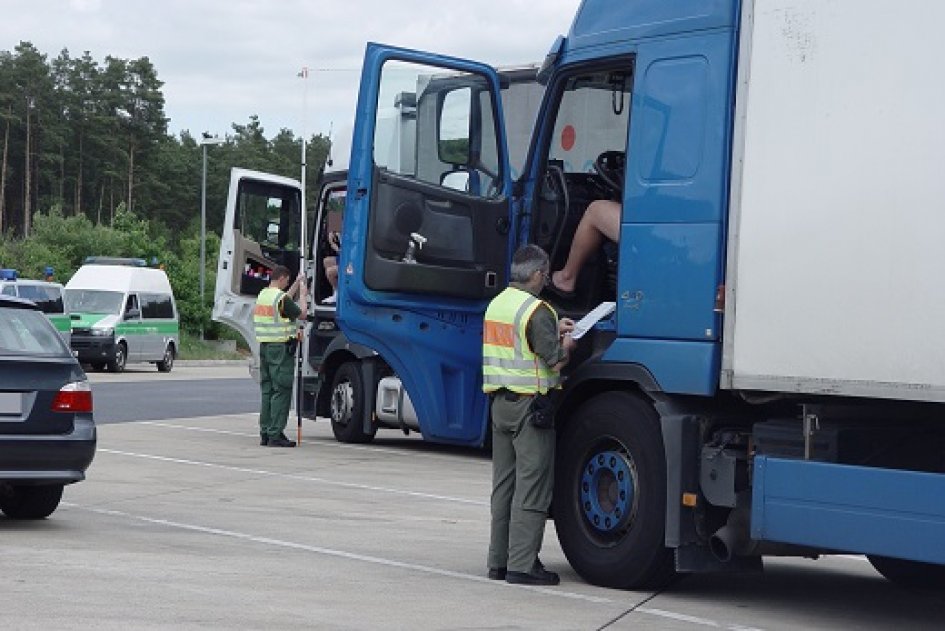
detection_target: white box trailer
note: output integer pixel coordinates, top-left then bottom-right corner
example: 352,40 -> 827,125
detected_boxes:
722,0 -> 945,403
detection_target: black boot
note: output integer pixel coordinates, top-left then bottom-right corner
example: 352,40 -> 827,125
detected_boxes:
505,559 -> 559,586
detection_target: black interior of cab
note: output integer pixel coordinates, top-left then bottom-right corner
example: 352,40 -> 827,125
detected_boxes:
363,166 -> 508,301
531,63 -> 632,318
534,152 -> 624,316
311,171 -> 348,304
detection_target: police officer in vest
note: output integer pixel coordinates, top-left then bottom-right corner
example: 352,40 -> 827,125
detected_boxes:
483,244 -> 576,585
254,265 -> 307,447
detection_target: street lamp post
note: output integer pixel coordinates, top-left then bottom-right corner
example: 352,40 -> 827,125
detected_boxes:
199,133 -> 224,339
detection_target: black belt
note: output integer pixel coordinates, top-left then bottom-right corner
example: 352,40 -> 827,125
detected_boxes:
493,388 -> 532,402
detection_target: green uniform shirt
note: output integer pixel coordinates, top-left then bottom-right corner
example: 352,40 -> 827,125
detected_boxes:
522,288 -> 568,369
279,295 -> 301,321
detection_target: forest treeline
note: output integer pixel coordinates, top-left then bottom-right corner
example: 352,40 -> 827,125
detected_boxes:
0,41 -> 332,335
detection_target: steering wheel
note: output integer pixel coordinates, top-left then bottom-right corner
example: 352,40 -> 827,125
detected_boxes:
593,150 -> 626,199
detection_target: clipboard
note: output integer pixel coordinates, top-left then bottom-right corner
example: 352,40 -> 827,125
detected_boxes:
570,302 -> 616,340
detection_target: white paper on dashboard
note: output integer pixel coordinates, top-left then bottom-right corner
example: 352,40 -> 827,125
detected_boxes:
570,301 -> 616,340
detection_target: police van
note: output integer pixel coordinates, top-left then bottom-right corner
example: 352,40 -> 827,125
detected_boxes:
65,258 -> 179,372
0,268 -> 71,344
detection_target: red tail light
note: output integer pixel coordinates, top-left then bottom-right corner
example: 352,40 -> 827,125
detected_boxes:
51,381 -> 93,413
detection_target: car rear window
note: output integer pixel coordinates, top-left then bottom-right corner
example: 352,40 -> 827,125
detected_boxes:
16,284 -> 65,314
0,307 -> 71,356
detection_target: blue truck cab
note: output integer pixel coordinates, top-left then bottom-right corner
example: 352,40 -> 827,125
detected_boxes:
338,0 -> 740,588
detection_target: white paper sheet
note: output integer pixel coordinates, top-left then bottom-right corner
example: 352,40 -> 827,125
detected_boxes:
570,302 -> 616,340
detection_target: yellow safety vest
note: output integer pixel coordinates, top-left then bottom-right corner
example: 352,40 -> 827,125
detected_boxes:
253,287 -> 296,343
482,286 -> 561,394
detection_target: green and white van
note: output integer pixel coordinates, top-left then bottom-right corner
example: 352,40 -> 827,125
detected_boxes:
0,269 -> 71,345
65,261 -> 179,372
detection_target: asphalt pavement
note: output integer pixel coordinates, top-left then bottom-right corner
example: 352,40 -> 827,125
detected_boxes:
3,365 -> 945,629
85,363 -> 257,424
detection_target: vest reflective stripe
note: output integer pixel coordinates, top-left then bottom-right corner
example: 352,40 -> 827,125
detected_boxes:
482,286 -> 561,394
253,287 -> 295,342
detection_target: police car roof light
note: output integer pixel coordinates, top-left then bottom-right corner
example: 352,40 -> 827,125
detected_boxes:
0,268 -> 18,280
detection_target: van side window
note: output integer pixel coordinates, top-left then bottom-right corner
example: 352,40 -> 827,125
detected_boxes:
125,294 -> 140,318
141,293 -> 174,319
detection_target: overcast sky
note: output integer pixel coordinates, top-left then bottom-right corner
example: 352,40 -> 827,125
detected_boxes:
2,0 -> 581,166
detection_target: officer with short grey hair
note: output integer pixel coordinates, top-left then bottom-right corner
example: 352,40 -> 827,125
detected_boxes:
482,244 -> 576,585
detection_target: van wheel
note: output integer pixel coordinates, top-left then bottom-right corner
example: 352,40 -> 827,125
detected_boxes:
0,484 -> 64,519
157,344 -> 175,372
107,342 -> 127,373
330,362 -> 376,444
553,392 -> 676,589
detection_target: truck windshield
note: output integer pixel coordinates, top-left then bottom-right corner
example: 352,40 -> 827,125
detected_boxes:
65,289 -> 124,315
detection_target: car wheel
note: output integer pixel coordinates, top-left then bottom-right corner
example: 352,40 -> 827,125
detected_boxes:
553,391 -> 676,589
329,362 -> 376,444
156,344 -> 175,372
868,555 -> 945,588
0,484 -> 64,519
107,342 -> 127,373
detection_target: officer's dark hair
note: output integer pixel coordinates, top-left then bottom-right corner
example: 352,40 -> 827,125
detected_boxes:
271,265 -> 291,280
510,244 -> 549,283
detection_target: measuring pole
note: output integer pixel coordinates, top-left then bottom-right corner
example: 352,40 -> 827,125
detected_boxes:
296,65 -> 309,445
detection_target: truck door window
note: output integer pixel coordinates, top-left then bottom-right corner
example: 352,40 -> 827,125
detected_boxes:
232,179 -> 302,295
237,189 -> 300,253
374,60 -> 502,198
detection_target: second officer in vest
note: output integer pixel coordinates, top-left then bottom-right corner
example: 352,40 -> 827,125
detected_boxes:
253,265 -> 307,447
483,244 -> 576,585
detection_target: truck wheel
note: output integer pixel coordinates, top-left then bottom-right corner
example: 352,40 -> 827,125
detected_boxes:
553,391 -> 675,589
107,342 -> 127,373
0,484 -> 64,519
156,343 -> 175,372
329,362 -> 376,444
868,555 -> 945,588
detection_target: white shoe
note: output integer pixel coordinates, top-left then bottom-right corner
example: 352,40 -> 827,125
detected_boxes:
322,293 -> 337,305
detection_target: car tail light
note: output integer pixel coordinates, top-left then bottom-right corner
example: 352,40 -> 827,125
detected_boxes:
51,381 -> 93,413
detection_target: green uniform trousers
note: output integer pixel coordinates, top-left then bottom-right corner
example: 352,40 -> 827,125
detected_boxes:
259,341 -> 295,438
487,393 -> 555,573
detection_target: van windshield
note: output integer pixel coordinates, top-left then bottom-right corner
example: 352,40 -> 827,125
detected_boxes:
65,289 -> 124,315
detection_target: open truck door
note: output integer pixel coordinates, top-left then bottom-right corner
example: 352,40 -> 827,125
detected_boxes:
213,168 -> 303,378
338,44 -> 514,445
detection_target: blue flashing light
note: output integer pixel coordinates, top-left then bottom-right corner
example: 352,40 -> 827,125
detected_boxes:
0,268 -> 18,281
83,256 -> 147,267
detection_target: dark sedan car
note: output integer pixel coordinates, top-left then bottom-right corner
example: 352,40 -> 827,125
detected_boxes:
0,295 -> 96,519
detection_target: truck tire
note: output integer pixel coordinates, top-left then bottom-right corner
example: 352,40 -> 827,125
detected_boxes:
553,391 -> 675,589
0,484 -> 64,519
868,555 -> 945,588
329,362 -> 376,444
